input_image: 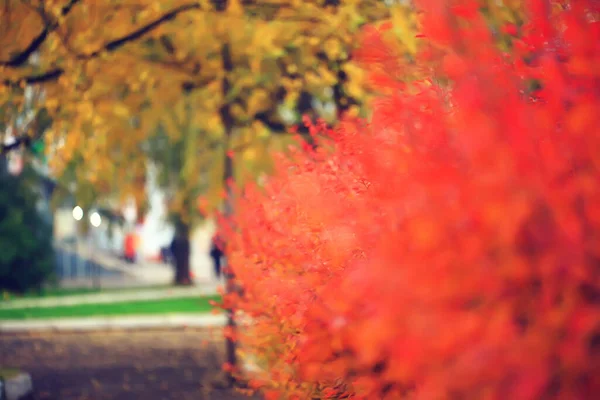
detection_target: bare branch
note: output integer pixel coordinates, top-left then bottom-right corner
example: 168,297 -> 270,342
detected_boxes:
80,3 -> 200,60
0,115 -> 40,155
0,0 -> 82,67
2,3 -> 201,86
3,68 -> 64,87
1,135 -> 32,154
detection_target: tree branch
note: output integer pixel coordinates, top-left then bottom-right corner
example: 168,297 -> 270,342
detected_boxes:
0,114 -> 42,155
80,3 -> 200,59
4,30 -> 48,68
254,112 -> 286,132
2,68 -> 64,87
0,0 -> 82,68
1,135 -> 32,154
3,3 -> 201,87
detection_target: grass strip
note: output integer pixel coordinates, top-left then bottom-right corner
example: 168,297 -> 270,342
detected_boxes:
0,296 -> 220,320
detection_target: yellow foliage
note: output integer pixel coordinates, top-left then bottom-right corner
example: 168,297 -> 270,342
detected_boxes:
323,38 -> 343,60
343,63 -> 366,99
390,6 -> 419,54
0,0 -> 396,217
113,103 -> 129,118
227,0 -> 245,17
247,88 -> 271,116
207,113 -> 224,134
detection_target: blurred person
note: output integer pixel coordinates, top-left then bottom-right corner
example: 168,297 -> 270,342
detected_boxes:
124,229 -> 138,263
210,234 -> 224,280
160,245 -> 172,264
169,221 -> 192,285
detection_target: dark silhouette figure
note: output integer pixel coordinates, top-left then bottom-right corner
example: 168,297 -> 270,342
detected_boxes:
170,222 -> 192,285
210,235 -> 224,279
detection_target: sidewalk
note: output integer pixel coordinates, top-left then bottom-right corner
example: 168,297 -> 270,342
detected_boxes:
0,283 -> 220,310
57,245 -> 218,287
0,313 -> 226,333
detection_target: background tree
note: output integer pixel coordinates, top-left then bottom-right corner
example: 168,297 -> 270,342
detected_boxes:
0,86 -> 56,294
0,0 -> 397,286
0,160 -> 54,294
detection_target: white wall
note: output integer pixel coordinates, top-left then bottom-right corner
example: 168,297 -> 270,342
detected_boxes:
189,219 -> 217,281
53,208 -> 76,241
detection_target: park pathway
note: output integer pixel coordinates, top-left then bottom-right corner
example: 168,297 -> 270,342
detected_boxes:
0,329 -> 260,400
53,242 -> 219,290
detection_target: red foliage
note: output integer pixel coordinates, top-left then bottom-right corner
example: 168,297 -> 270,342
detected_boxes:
223,1 -> 600,398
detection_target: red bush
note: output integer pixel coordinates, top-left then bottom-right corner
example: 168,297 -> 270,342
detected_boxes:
224,1 -> 600,398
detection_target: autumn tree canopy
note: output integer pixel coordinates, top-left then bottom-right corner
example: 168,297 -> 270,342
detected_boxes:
0,0 -> 397,210
223,0 -> 600,398
0,0 -> 414,287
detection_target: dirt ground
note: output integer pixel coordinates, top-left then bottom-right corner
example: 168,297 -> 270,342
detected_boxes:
0,328 -> 261,400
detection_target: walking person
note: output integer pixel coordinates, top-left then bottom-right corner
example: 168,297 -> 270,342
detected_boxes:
209,234 -> 224,281
124,230 -> 137,264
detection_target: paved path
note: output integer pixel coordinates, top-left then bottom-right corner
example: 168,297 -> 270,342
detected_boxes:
0,329 -> 260,400
0,284 -> 220,310
0,314 -> 226,333
55,243 -> 219,288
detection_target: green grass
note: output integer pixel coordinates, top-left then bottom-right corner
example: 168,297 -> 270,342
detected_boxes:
0,368 -> 21,379
2,285 -> 171,301
0,296 -> 221,320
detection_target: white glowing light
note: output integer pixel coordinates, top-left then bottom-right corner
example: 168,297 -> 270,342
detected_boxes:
89,212 -> 102,228
72,206 -> 84,221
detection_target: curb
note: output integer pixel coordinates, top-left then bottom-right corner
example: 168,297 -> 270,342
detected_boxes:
0,372 -> 33,400
0,314 -> 226,333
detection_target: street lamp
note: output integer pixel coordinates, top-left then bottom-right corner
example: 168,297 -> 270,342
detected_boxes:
68,206 -> 85,280
88,211 -> 102,289
70,207 -> 102,288
90,211 -> 102,228
72,206 -> 83,221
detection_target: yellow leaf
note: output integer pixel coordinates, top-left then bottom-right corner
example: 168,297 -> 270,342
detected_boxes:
207,113 -> 223,133
247,88 -> 271,116
78,101 -> 93,118
113,103 -> 129,118
227,0 -> 244,15
243,147 -> 257,162
346,105 -> 361,118
231,103 -> 246,119
346,81 -> 364,99
45,97 -> 59,111
317,65 -> 337,86
287,64 -> 298,74
252,120 -> 270,138
323,38 -> 342,60
391,6 -> 418,54
250,57 -> 262,74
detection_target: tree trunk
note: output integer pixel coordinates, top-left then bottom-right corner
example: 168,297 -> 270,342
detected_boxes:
222,148 -> 238,386
172,222 -> 192,286
219,42 -> 238,387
